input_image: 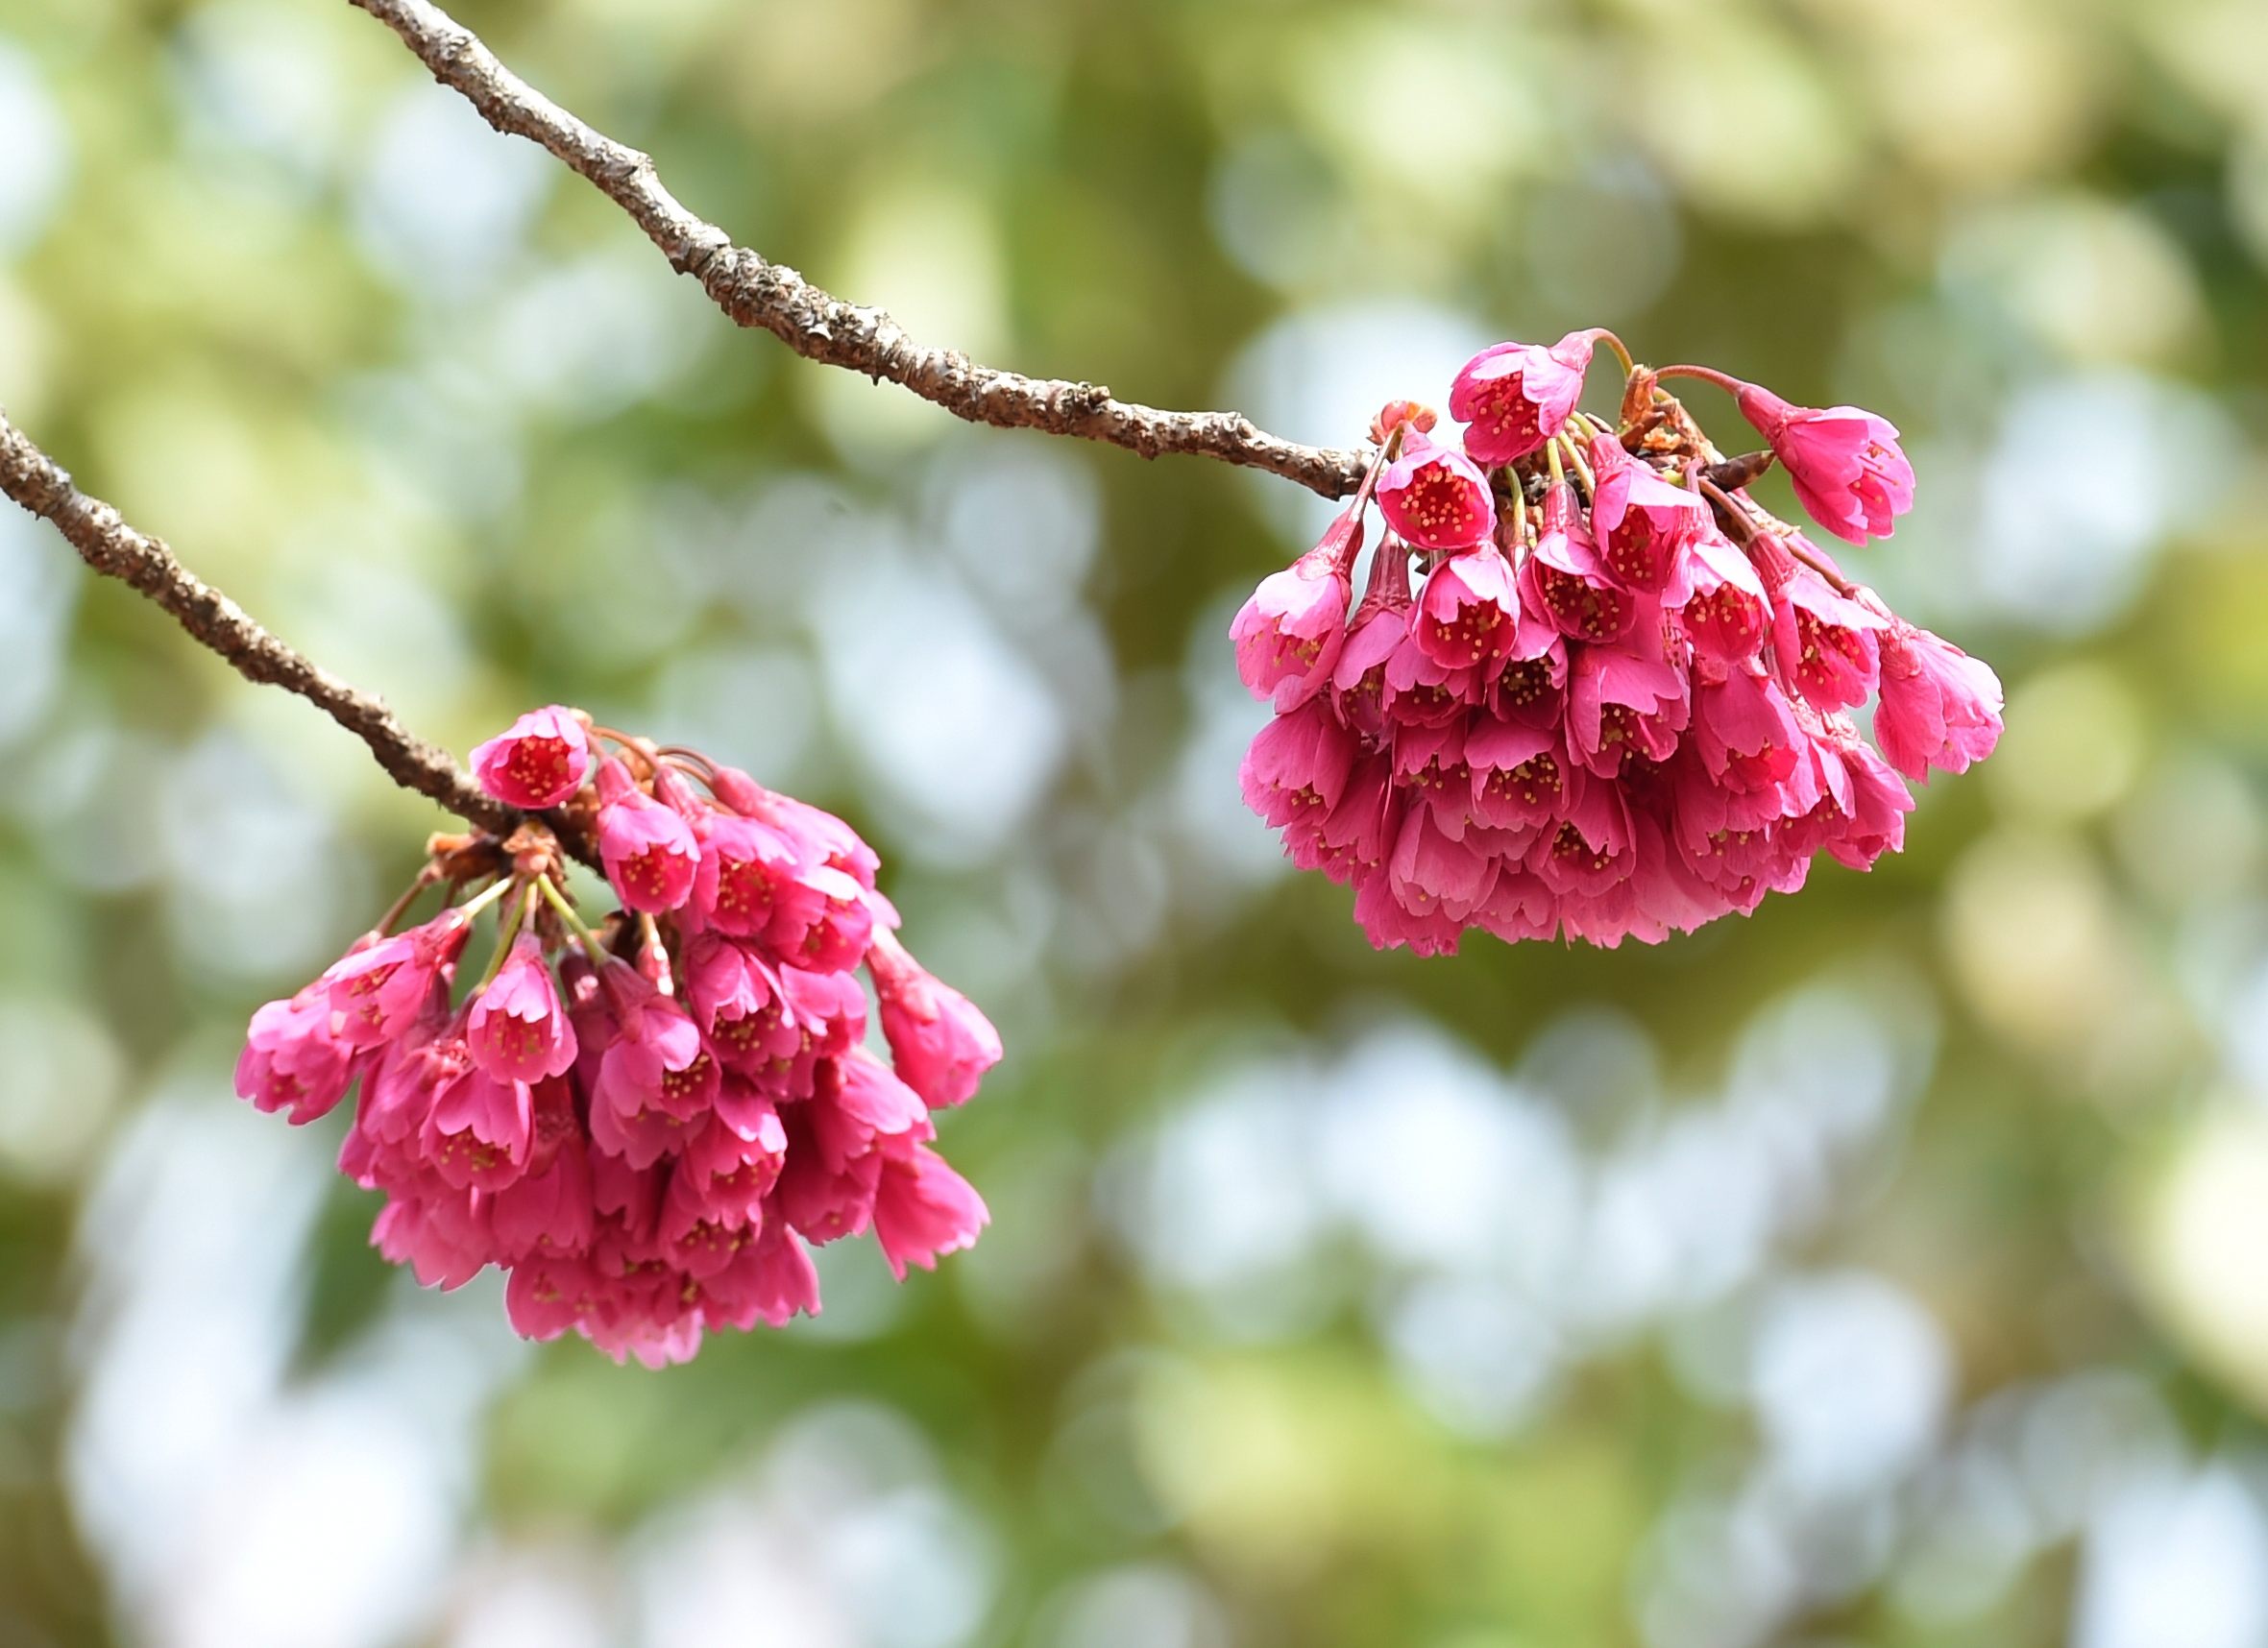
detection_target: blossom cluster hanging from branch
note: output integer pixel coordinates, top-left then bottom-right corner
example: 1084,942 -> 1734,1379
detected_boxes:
1232,332 -> 2002,953
238,710 -> 1001,1367
0,0 -> 2004,1366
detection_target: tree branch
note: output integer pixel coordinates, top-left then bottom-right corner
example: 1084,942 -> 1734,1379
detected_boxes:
0,406 -> 518,838
345,0 -> 1373,501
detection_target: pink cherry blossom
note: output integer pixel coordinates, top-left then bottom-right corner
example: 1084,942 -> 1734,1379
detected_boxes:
1734,382 -> 1915,545
1414,545 -> 1521,672
595,757 -> 700,913
1467,717 -> 1570,833
322,911 -> 472,1049
236,986 -> 358,1124
1567,630 -> 1690,778
1449,331 -> 1594,465
1679,531 -> 1770,664
1232,510 -> 1358,711
1588,433 -> 1707,596
1376,432 -> 1496,551
470,705 -> 591,809
468,934 -> 576,1083
1388,805 -> 1500,922
873,1146 -> 989,1280
1240,698 -> 1358,830
420,1054 -> 533,1192
1872,619 -> 2005,783
1524,481 -> 1634,644
868,933 -> 1003,1109
1768,561 -> 1885,713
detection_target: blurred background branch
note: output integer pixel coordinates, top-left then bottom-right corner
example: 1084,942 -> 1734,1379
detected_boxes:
345,0 -> 1374,499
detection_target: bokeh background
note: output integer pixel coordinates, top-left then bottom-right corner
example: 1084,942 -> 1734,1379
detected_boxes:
3,0 -> 2268,1643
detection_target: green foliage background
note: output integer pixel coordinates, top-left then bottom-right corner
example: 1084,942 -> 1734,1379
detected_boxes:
2,1 -> 2266,1645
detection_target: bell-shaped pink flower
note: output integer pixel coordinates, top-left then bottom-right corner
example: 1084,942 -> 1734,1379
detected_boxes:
1688,666 -> 1812,837
1393,718 -> 1474,835
677,1088 -> 788,1227
374,1194 -> 494,1292
591,963 -> 715,1167
595,758 -> 699,913
700,1220 -> 820,1329
1239,698 -> 1358,830
1380,635 -> 1480,727
1734,382 -> 1914,545
683,934 -> 796,1072
686,808 -> 802,937
1352,862 -> 1464,957
1588,434 -> 1707,597
1523,481 -> 1634,644
768,862 -> 875,975
1567,627 -> 1690,779
468,935 -> 577,1083
1304,754 -> 1396,887
1331,541 -> 1413,739
1449,331 -> 1594,465
420,1056 -> 534,1192
1413,545 -> 1521,672
1768,562 -> 1885,712
1529,781 -> 1634,899
1802,723 -> 1915,870
1873,619 -> 2005,783
322,911 -> 472,1049
470,706 -> 591,810
1489,639 -> 1569,730
504,1252 -> 597,1342
873,1146 -> 989,1280
236,986 -> 358,1125
1232,509 -> 1358,712
1467,717 -> 1571,832
867,933 -> 1003,1109
491,1078 -> 596,1260
1388,806 -> 1500,923
807,1050 -> 932,1175
1376,432 -> 1496,551
1679,532 -> 1770,664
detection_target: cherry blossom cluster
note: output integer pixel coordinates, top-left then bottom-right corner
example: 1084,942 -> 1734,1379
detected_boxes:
235,708 -> 1000,1367
1233,333 -> 2002,953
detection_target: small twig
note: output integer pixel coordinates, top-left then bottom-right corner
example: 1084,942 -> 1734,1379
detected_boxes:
343,0 -> 1374,500
0,406 -> 599,856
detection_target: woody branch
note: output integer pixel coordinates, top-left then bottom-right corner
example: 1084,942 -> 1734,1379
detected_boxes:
0,407 -> 517,838
345,0 -> 1372,501
1,0 -> 1379,839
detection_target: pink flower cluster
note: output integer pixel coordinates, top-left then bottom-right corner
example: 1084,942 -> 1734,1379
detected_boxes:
1232,334 -> 2001,954
236,709 -> 1001,1367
